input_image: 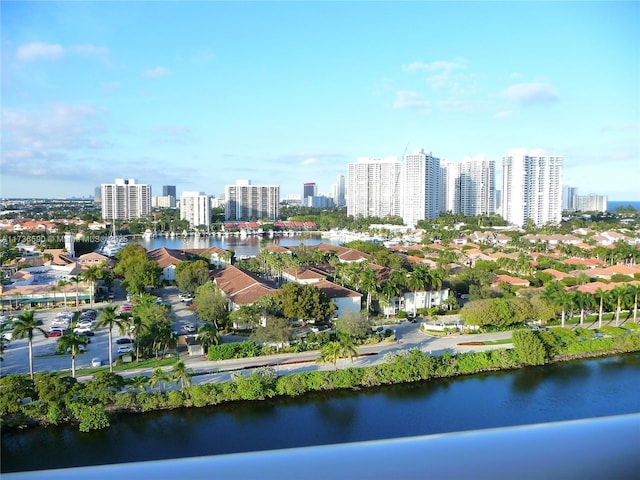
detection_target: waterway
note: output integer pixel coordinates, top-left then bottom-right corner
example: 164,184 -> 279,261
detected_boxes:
135,233 -> 338,258
2,353 -> 639,473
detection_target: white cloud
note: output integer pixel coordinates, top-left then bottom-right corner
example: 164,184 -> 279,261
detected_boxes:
142,66 -> 170,79
101,81 -> 122,94
300,158 -> 318,166
16,42 -> 63,61
502,82 -> 558,105
402,60 -> 466,72
392,90 -> 430,110
70,44 -> 109,57
494,110 -> 512,119
601,123 -> 640,132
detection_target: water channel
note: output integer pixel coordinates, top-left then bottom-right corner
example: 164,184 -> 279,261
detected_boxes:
2,353 -> 639,473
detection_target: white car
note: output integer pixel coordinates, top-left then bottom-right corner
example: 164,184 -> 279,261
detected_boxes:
117,345 -> 134,354
91,357 -> 101,367
76,321 -> 94,329
66,345 -> 87,353
183,324 -> 197,333
178,293 -> 193,302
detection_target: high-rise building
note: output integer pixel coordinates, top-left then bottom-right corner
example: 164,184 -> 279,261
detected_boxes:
334,175 -> 346,207
303,182 -> 317,200
101,178 -> 151,220
442,156 -> 495,217
502,152 -> 563,227
574,194 -> 607,213
347,157 -> 403,219
562,186 -> 578,210
180,191 -> 211,228
225,180 -> 280,221
402,149 -> 441,227
161,185 -> 177,208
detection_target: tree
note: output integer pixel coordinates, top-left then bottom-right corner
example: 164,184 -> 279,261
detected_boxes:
251,316 -> 291,347
194,281 -> 229,329
175,259 -> 210,295
171,360 -> 193,390
611,285 -> 631,327
595,287 -> 609,328
82,265 -> 102,308
228,304 -> 261,330
57,279 -> 70,309
196,321 -> 220,352
573,291 -> 596,326
12,310 -> 48,379
150,368 -> 170,393
69,275 -> 83,310
97,305 -> 123,372
512,329 -> 548,366
335,312 -> 371,340
114,244 -> 162,294
276,282 -> 336,323
56,332 -> 89,378
359,265 -> 379,313
316,341 -> 342,370
127,375 -> 149,393
336,330 -> 359,362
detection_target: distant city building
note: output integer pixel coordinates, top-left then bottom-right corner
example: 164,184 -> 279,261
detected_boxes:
502,152 -> 563,227
347,157 -> 403,219
304,195 -> 334,208
495,190 -> 502,214
574,194 -> 607,213
101,178 -> 151,220
210,196 -> 224,209
180,191 -> 211,228
94,187 -> 101,204
334,174 -> 346,207
402,149 -> 441,227
152,195 -> 175,208
303,182 -> 317,200
163,185 -> 176,197
562,186 -> 578,210
441,155 -> 495,217
225,180 -> 280,221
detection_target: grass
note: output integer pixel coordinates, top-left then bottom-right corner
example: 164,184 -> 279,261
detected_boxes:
481,338 -> 513,345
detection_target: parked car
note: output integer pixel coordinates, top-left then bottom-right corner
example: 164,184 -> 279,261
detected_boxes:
1,331 -> 13,341
116,337 -> 134,344
91,357 -> 102,367
73,326 -> 93,334
48,329 -> 65,337
183,324 -> 197,333
120,304 -> 134,312
117,345 -> 134,354
108,292 -> 115,300
66,345 -> 87,353
155,297 -> 163,304
178,293 -> 193,302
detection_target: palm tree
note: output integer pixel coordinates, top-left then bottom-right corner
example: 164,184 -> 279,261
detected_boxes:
359,266 -> 378,313
630,284 -> 640,324
82,265 -> 102,308
57,332 -> 88,378
97,305 -> 123,372
127,375 -> 150,393
595,287 -> 609,328
316,341 -> 342,370
196,321 -> 220,353
69,275 -> 82,311
12,310 -> 48,379
337,331 -> 359,363
171,360 -> 193,390
611,285 -> 631,327
150,368 -> 170,393
57,279 -> 70,310
574,291 -> 596,326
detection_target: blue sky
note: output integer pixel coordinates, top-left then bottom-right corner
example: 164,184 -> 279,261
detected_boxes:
2,1 -> 639,201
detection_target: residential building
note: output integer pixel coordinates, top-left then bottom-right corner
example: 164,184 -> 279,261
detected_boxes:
501,152 -> 563,227
562,186 -> 578,210
574,194 -> 608,213
162,185 -> 176,197
224,180 -> 280,221
180,191 -> 211,229
442,155 -> 495,217
347,157 -> 403,219
101,178 -> 152,220
303,182 -> 317,200
331,174 -> 346,207
402,149 -> 441,227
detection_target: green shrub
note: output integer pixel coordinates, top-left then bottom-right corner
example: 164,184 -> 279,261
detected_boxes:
208,340 -> 262,360
512,329 -> 548,366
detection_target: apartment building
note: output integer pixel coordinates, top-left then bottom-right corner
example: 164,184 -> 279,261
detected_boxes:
402,149 -> 441,227
574,194 -> 608,213
101,178 -> 151,220
442,155 -> 495,217
502,152 -> 563,226
347,157 -> 403,219
180,191 -> 211,228
224,180 -> 280,221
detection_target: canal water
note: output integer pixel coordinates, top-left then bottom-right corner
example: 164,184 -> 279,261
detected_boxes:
2,353 -> 639,473
135,233 -> 338,258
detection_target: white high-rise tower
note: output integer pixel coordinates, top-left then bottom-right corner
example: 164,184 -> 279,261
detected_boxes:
180,192 -> 211,229
402,149 -> 441,227
502,151 -> 563,226
101,178 -> 151,220
347,157 -> 403,218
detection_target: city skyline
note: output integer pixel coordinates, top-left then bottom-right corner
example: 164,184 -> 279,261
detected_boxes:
2,2 -> 639,200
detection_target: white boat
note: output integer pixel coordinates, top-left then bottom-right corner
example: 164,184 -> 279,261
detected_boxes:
142,229 -> 153,240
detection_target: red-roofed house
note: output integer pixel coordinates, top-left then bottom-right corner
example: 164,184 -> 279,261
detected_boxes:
147,247 -> 189,282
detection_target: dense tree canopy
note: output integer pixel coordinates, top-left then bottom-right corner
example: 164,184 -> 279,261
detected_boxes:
175,259 -> 210,294
276,283 -> 336,323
